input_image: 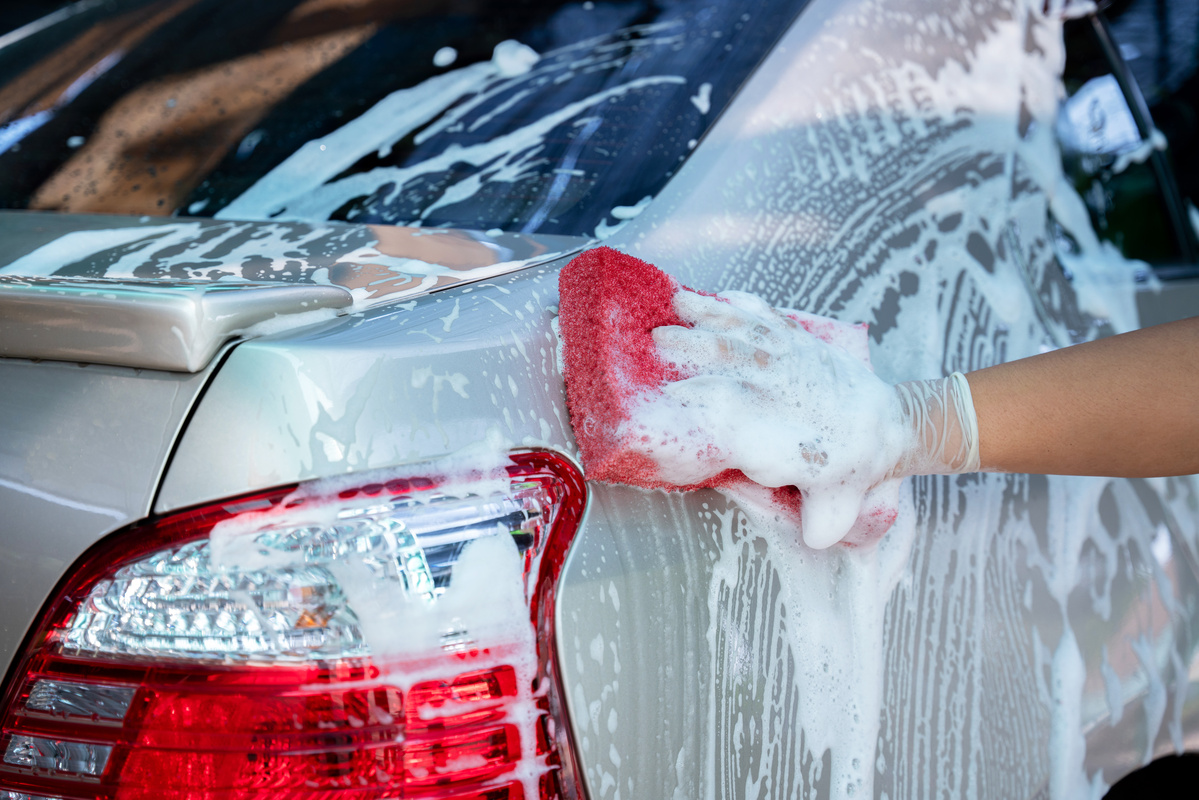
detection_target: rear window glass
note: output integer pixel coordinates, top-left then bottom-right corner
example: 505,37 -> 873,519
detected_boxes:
0,0 -> 809,237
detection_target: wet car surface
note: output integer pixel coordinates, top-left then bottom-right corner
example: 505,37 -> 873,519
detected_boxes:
2,0 -> 1199,798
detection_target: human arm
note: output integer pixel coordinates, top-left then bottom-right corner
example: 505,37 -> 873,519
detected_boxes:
650,292 -> 1199,487
965,316 -> 1199,477
646,291 -> 1197,547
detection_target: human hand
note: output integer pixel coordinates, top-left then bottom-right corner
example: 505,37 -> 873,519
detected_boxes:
641,290 -> 979,548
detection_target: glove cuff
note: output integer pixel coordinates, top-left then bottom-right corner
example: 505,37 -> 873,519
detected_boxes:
891,372 -> 981,477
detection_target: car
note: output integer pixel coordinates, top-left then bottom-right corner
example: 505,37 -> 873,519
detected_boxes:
1,0 -> 1197,798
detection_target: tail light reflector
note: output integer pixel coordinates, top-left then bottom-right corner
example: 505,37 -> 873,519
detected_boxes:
0,450 -> 586,800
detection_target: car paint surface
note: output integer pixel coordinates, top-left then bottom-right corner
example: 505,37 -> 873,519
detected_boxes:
550,0 -> 1199,797
1,0 -> 1198,799
0,357 -> 216,677
153,263 -> 581,513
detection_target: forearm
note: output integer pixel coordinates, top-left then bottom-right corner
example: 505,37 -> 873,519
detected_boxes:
965,317 -> 1199,477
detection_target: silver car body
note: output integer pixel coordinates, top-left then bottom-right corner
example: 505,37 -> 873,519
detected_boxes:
2,0 -> 1198,798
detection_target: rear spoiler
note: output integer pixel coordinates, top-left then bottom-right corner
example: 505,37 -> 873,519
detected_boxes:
0,278 -> 352,372
0,212 -> 588,372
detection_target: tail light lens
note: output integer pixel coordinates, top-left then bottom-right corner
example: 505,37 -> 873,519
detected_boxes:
0,450 -> 586,800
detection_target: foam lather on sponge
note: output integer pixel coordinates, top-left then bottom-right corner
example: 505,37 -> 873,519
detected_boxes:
558,246 -> 899,545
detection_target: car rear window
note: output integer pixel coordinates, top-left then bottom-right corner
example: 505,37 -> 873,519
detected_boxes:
0,0 -> 809,237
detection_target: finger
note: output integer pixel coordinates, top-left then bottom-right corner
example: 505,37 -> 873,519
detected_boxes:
716,289 -> 778,319
772,308 -> 802,330
660,374 -> 747,409
722,291 -> 808,334
653,325 -> 773,371
672,291 -> 769,336
671,293 -> 796,358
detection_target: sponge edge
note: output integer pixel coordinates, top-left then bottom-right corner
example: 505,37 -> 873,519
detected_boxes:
558,246 -> 898,546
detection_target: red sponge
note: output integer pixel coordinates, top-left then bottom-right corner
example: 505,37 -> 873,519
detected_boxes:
557,246 -> 897,541
558,246 -> 692,488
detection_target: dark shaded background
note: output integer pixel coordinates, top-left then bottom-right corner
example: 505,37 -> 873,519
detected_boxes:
0,2 -> 73,37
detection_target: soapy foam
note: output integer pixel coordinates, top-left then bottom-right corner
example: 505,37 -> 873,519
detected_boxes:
637,288 -> 909,549
704,497 -> 918,799
558,246 -> 904,547
217,40 -> 538,221
219,27 -> 689,226
259,76 -> 686,224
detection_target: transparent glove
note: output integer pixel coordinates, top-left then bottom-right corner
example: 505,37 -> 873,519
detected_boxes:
890,373 -> 981,478
645,289 -> 980,548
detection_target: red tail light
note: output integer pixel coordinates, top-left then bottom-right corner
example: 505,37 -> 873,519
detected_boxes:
0,450 -> 586,800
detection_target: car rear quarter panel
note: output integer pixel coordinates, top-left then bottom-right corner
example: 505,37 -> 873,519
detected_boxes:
0,358 -> 215,677
154,268 -> 577,513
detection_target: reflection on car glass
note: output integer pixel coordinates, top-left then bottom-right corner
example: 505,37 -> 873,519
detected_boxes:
1099,0 -> 1199,266
1058,7 -> 1195,266
1060,74 -> 1141,155
0,0 -> 810,236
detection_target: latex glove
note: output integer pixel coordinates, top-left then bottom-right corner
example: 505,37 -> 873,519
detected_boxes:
644,289 -> 980,548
